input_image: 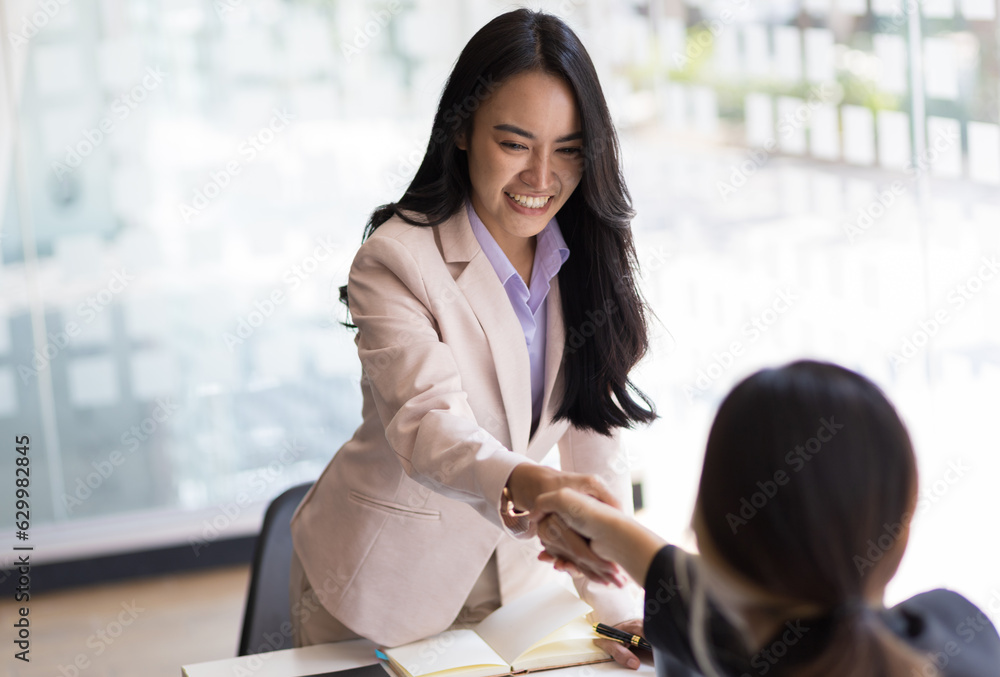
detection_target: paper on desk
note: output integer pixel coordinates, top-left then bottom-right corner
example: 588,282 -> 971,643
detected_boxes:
475,584 -> 591,665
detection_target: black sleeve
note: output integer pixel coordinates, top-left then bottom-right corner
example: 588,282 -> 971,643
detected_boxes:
643,545 -> 702,675
892,589 -> 1000,677
643,546 -> 693,654
642,545 -> 755,677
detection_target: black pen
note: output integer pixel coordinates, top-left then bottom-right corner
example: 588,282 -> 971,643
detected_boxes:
594,623 -> 652,652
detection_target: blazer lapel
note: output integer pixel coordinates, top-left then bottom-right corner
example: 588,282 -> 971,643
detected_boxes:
438,209 -> 533,455
522,279 -> 569,461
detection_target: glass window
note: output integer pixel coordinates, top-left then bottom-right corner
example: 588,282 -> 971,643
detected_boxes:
1,0 -> 997,616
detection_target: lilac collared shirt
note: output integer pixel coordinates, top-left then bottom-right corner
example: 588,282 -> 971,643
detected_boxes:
466,201 -> 570,432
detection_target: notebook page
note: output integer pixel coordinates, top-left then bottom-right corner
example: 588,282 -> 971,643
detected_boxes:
520,616 -> 602,656
474,584 -> 591,664
385,629 -> 507,677
510,617 -> 608,672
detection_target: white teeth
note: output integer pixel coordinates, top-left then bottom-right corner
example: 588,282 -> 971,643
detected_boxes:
507,192 -> 550,209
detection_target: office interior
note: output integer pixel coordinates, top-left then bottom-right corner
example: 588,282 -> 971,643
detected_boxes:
0,0 -> 998,675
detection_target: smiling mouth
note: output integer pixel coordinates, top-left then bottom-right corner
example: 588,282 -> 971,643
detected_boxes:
505,192 -> 552,209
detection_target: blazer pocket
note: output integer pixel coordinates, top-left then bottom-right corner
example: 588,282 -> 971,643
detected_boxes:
348,490 -> 441,520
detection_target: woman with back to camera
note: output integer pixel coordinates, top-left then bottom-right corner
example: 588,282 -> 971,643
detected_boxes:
288,8 -> 657,666
532,360 -> 1000,676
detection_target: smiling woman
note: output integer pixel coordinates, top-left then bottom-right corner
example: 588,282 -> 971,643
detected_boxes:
288,7 -> 657,670
456,71 -> 584,285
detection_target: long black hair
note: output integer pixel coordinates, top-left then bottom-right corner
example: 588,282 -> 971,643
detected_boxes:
339,9 -> 656,436
694,360 -> 930,677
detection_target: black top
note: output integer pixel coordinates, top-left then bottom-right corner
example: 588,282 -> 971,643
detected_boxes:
643,545 -> 1000,677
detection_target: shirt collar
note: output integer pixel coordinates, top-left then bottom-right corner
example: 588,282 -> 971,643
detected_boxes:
465,200 -> 570,289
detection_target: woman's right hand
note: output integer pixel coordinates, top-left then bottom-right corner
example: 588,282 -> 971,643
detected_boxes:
505,464 -> 620,513
505,465 -> 626,586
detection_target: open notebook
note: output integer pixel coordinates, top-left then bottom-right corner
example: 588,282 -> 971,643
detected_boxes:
381,584 -> 611,677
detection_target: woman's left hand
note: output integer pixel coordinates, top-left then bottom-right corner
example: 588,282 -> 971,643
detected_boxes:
593,618 -> 647,670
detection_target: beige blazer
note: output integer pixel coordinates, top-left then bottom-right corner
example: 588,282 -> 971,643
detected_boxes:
290,208 -> 636,647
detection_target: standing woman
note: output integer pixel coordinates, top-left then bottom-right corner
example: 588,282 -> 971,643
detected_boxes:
289,8 -> 656,665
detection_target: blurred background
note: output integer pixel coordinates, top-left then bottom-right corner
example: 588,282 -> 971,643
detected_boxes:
1,0 -> 999,672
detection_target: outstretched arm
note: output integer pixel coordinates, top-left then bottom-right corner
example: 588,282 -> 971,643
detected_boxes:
350,234 -> 537,527
531,487 -> 667,588
350,233 -> 628,550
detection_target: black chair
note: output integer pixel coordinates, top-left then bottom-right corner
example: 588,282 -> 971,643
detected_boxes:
238,481 -> 313,656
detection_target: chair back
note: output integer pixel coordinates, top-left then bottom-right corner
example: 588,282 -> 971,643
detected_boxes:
238,481 -> 313,656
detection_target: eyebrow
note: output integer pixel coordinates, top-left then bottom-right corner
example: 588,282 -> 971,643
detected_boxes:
493,124 -> 583,143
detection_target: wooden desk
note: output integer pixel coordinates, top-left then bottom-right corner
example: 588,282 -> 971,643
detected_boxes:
181,639 -> 657,677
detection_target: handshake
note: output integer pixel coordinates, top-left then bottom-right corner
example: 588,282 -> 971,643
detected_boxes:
504,463 -> 630,587
504,464 -> 661,671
